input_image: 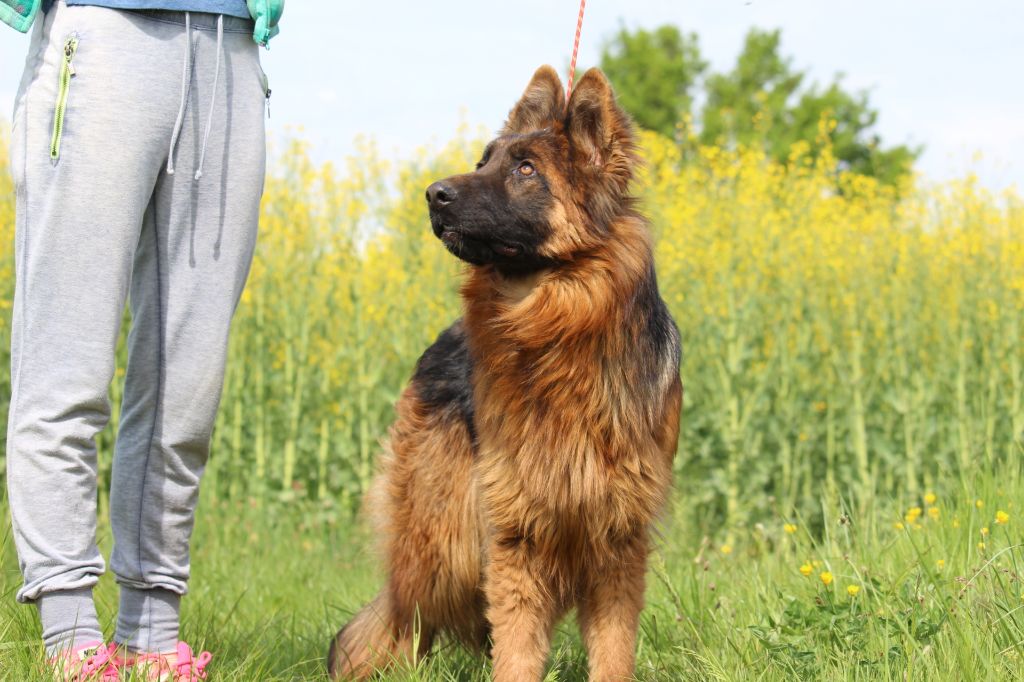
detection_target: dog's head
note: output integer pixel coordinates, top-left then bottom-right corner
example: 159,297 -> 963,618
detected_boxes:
426,65 -> 638,275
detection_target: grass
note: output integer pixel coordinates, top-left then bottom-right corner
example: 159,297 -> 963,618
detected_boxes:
3,463 -> 1022,680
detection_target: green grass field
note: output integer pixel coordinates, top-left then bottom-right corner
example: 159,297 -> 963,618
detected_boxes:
3,465 -> 1022,680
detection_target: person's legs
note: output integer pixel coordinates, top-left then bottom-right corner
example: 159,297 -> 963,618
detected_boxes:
5,1 -> 183,656
107,10 -> 265,655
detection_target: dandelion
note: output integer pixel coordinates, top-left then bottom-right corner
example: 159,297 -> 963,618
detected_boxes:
820,571 -> 834,586
783,523 -> 797,534
799,563 -> 813,577
720,544 -> 733,555
995,510 -> 1009,525
924,492 -> 937,505
847,584 -> 861,596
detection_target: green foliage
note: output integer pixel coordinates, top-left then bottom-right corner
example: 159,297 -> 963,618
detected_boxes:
598,25 -> 706,139
700,28 -> 804,150
3,469 -> 1023,679
602,26 -> 920,185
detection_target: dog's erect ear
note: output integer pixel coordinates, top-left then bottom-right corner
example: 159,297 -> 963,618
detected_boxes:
565,68 -> 636,184
502,65 -> 565,135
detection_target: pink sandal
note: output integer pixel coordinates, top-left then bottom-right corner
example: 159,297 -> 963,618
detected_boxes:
47,641 -> 119,681
113,642 -> 212,681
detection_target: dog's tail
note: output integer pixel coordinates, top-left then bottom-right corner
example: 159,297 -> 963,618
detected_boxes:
327,591 -> 428,681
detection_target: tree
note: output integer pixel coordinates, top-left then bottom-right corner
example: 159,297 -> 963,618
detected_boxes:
602,26 -> 920,185
701,29 -> 919,184
599,25 -> 706,139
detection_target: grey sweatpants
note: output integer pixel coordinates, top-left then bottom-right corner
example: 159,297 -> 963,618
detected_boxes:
7,1 -> 265,654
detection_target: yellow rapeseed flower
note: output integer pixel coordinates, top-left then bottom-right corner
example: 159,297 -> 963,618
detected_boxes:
847,584 -> 860,596
924,492 -> 937,505
820,571 -> 834,586
799,563 -> 813,577
995,510 -> 1009,525
783,523 -> 797,534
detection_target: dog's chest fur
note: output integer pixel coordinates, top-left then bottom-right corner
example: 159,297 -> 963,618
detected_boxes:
462,252 -> 677,565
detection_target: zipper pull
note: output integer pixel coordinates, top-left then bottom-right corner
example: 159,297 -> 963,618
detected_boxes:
258,69 -> 270,118
64,36 -> 78,76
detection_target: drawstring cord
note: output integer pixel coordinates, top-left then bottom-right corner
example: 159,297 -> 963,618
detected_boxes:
166,11 -> 191,175
166,12 -> 223,181
194,14 -> 223,181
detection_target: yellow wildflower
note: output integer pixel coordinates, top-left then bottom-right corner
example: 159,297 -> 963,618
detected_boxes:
820,571 -> 834,586
894,522 -> 905,530
976,499 -> 985,509
995,510 -> 1009,525
981,527 -> 989,536
720,544 -> 733,555
799,563 -> 813,577
924,492 -> 937,505
927,506 -> 940,520
783,523 -> 797,534
847,584 -> 860,596
936,559 -> 945,569
951,518 -> 960,529
978,542 -> 986,550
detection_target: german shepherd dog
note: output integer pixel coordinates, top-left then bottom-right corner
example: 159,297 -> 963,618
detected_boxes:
328,65 -> 682,682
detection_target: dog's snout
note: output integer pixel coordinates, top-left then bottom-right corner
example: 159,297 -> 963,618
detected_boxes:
426,182 -> 456,209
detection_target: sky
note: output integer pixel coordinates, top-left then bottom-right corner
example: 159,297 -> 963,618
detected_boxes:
2,0 -> 1021,190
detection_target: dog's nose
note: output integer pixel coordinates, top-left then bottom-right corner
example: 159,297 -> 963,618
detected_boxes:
425,182 -> 456,209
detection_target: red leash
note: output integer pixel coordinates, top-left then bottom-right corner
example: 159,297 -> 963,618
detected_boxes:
565,0 -> 587,102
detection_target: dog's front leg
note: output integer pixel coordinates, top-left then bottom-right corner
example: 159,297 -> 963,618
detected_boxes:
578,536 -> 648,682
484,534 -> 557,682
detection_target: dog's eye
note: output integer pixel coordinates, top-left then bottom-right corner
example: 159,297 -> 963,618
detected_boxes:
517,162 -> 535,177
